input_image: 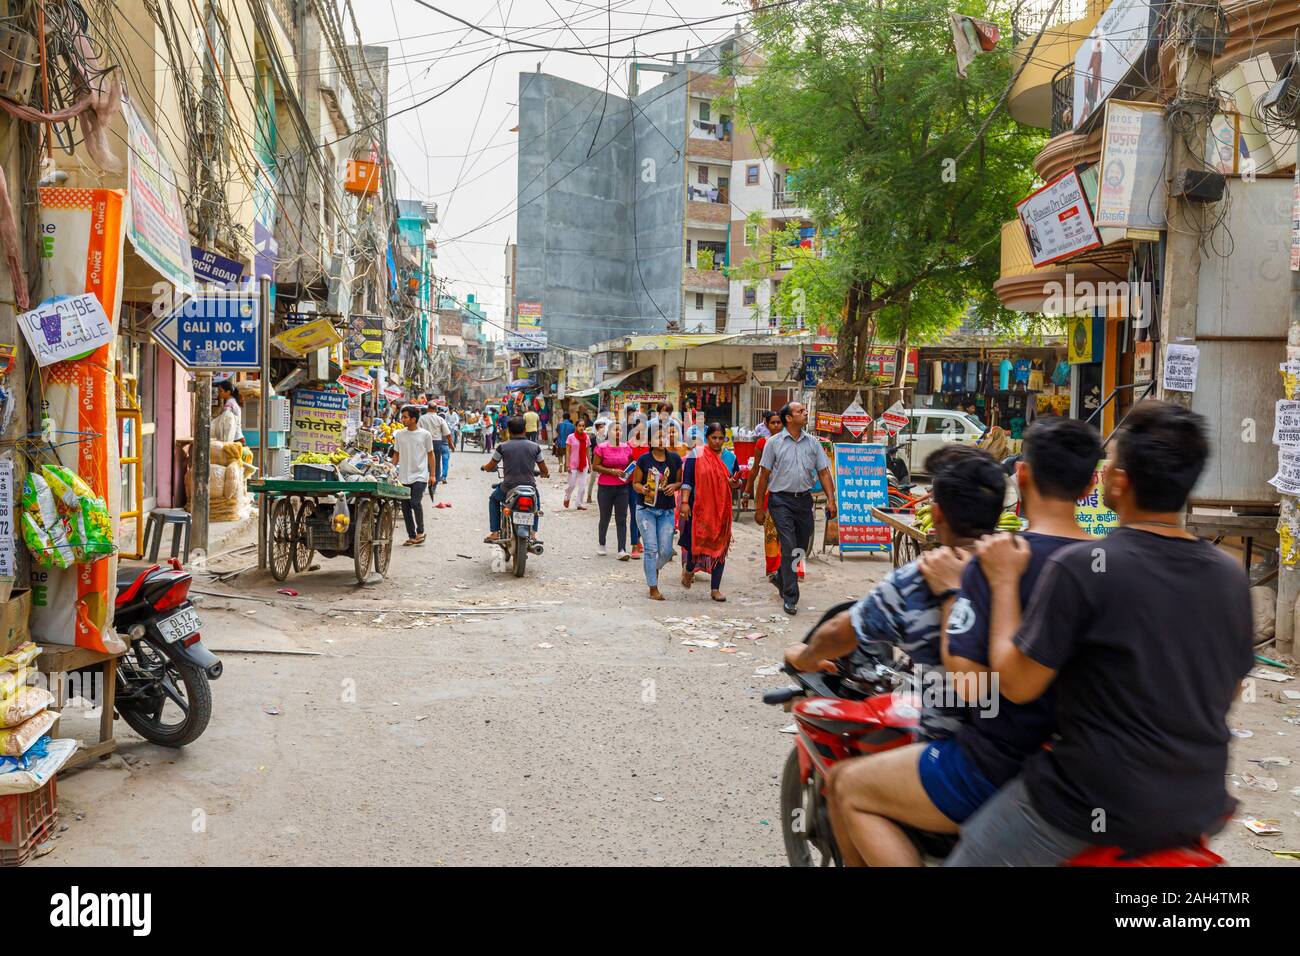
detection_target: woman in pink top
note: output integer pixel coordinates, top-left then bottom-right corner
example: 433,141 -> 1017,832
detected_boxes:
591,422 -> 634,559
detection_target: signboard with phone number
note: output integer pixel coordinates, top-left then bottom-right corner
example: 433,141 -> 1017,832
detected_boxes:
833,443 -> 891,554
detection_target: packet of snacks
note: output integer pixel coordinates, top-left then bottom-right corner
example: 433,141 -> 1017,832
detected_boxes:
0,686 -> 53,728
21,471 -> 74,568
0,709 -> 57,757
42,464 -> 114,561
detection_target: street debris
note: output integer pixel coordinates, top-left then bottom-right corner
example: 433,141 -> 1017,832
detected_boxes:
264,706 -> 281,716
754,664 -> 780,676
1241,817 -> 1282,835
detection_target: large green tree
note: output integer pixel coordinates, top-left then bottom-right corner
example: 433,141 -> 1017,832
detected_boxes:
730,0 -> 1045,383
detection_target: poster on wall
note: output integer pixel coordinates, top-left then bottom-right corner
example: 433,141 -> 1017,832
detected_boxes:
1017,170 -> 1102,267
30,188 -> 125,654
123,99 -> 194,292
1097,101 -> 1168,230
343,314 -> 384,367
1075,463 -> 1119,537
17,293 -> 113,367
833,443 -> 891,555
1073,0 -> 1158,131
290,390 -> 350,455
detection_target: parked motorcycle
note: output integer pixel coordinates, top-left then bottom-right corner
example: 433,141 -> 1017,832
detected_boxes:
113,559 -> 222,748
765,602 -> 1224,867
494,474 -> 543,577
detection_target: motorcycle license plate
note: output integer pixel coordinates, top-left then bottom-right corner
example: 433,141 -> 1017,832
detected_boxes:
511,512 -> 533,526
156,607 -> 201,644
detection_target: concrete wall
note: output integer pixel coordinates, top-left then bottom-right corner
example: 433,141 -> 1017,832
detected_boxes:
515,69 -> 687,350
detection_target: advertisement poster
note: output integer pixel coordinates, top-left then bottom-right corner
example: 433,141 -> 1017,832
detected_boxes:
1068,316 -> 1096,364
1075,464 -> 1119,538
1271,446 -> 1300,496
815,411 -> 843,435
506,329 -> 548,352
833,443 -> 891,554
123,99 -> 194,291
1073,0 -> 1156,131
1274,400 -> 1300,446
272,318 -> 342,357
17,293 -> 113,367
841,396 -> 871,438
337,371 -> 374,396
1097,101 -> 1168,230
343,314 -> 383,367
1017,169 -> 1102,267
863,347 -> 919,381
290,390 -> 350,455
1162,343 -> 1199,393
516,301 -> 543,330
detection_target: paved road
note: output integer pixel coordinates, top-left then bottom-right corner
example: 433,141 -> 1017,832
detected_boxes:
43,452 -> 886,866
39,450 -> 1293,866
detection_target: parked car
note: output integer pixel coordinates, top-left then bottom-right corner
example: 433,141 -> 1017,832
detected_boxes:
895,408 -> 986,476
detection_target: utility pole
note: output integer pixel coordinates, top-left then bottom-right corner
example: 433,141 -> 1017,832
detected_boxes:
258,276 -> 271,477
190,373 -> 211,556
1156,0 -> 1222,411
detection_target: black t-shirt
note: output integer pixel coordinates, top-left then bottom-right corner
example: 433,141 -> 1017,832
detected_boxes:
635,452 -> 682,510
1014,528 -> 1254,850
492,439 -> 544,491
945,532 -> 1078,785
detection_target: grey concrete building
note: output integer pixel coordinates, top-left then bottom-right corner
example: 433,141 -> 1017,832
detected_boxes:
514,38 -> 740,349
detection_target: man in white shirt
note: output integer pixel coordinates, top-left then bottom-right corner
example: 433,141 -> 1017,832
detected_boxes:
418,403 -> 454,504
391,405 -> 436,546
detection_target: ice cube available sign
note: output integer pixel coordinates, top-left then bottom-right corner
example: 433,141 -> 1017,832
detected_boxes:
151,292 -> 261,370
18,293 -> 113,367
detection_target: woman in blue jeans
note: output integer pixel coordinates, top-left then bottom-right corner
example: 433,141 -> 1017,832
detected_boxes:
631,441 -> 683,600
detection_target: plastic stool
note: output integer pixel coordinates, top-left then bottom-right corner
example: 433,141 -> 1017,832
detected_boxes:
144,509 -> 192,564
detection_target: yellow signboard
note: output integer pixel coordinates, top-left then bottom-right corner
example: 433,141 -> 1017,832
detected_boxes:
272,318 -> 343,357
1067,317 -> 1095,364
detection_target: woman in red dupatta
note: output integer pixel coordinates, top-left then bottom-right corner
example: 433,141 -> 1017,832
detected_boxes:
679,423 -> 740,601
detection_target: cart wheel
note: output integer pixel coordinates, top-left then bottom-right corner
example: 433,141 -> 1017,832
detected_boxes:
898,534 -> 922,568
269,498 -> 295,582
292,499 -> 316,572
353,498 -> 375,584
373,501 -> 395,577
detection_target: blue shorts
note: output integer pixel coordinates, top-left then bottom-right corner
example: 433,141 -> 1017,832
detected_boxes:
917,738 -> 1000,825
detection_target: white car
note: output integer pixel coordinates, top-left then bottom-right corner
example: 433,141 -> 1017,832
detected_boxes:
894,408 -> 987,476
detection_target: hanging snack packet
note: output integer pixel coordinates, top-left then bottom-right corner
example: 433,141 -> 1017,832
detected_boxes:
42,464 -> 114,561
21,472 -> 74,569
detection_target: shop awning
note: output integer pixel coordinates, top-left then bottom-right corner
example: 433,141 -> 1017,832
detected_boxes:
566,367 -> 648,398
626,333 -> 737,351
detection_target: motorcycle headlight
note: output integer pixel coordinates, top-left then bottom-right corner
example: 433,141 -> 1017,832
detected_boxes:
129,624 -> 146,641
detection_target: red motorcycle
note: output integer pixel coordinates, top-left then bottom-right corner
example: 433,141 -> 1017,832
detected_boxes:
766,602 -> 1224,868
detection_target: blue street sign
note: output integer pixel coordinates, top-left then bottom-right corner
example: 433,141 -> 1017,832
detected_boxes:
151,292 -> 261,370
191,245 -> 245,287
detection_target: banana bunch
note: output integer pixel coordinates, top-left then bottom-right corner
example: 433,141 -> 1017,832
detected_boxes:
997,510 -> 1024,532
292,453 -> 335,465
914,503 -> 933,534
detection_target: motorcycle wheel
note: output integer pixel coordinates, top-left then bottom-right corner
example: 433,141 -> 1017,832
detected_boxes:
115,637 -> 213,748
511,532 -> 528,577
780,748 -> 839,867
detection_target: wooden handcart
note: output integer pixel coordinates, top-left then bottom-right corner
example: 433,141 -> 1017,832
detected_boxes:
249,478 -> 408,584
869,506 -> 938,570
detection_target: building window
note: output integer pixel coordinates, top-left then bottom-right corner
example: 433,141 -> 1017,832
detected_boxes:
699,100 -> 710,122
698,166 -> 709,185
743,223 -> 758,246
695,293 -> 705,310
746,164 -> 759,186
743,286 -> 756,307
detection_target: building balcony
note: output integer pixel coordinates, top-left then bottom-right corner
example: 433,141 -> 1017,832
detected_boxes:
1034,126 -> 1102,182
686,134 -> 733,162
773,186 -> 800,210
993,218 -> 1133,313
1008,0 -> 1107,130
686,197 -> 731,227
683,267 -> 729,294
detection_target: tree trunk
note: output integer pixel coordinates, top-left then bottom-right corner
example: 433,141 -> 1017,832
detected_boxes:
890,301 -> 910,405
835,283 -> 861,381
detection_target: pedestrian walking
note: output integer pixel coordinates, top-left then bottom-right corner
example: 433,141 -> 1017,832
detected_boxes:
563,422 -> 590,509
555,413 -> 575,473
744,410 -> 796,586
591,421 -> 634,558
418,403 -> 453,507
586,419 -> 609,504
752,402 -> 837,615
632,433 -> 683,601
524,406 -> 540,442
391,405 -> 435,546
679,423 -> 740,602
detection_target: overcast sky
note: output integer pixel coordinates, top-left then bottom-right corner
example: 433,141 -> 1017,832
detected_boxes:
372,0 -> 740,337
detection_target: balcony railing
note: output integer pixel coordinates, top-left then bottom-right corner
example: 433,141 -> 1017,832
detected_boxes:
773,186 -> 800,210
1050,64 -> 1073,137
1011,0 -> 1093,43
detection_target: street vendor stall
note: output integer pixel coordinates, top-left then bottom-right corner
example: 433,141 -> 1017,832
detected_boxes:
250,478 -> 407,584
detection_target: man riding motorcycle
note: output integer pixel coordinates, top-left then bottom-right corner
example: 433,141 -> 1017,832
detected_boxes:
482,415 -> 549,544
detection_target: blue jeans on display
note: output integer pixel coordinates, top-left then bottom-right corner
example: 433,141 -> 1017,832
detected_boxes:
636,506 -> 675,587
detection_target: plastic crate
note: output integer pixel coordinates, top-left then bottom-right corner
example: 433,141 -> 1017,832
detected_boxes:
293,463 -> 337,481
0,777 -> 57,867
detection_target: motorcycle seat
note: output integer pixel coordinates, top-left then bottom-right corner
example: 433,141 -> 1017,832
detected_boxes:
116,564 -> 157,593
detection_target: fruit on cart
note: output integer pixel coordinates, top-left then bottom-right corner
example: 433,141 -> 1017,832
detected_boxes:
997,510 -> 1024,531
914,503 -> 933,534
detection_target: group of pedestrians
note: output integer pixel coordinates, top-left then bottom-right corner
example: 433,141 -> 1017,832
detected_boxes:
551,401 -> 835,611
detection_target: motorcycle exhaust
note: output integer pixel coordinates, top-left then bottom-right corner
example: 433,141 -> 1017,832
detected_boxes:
529,543 -> 544,555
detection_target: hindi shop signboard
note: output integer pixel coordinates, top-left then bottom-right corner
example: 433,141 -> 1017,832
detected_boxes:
833,443 -> 891,555
17,293 -> 113,367
1075,463 -> 1119,537
151,292 -> 261,370
290,390 -> 350,455
1096,101 -> 1168,230
506,329 -> 548,352
1016,169 -> 1102,267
